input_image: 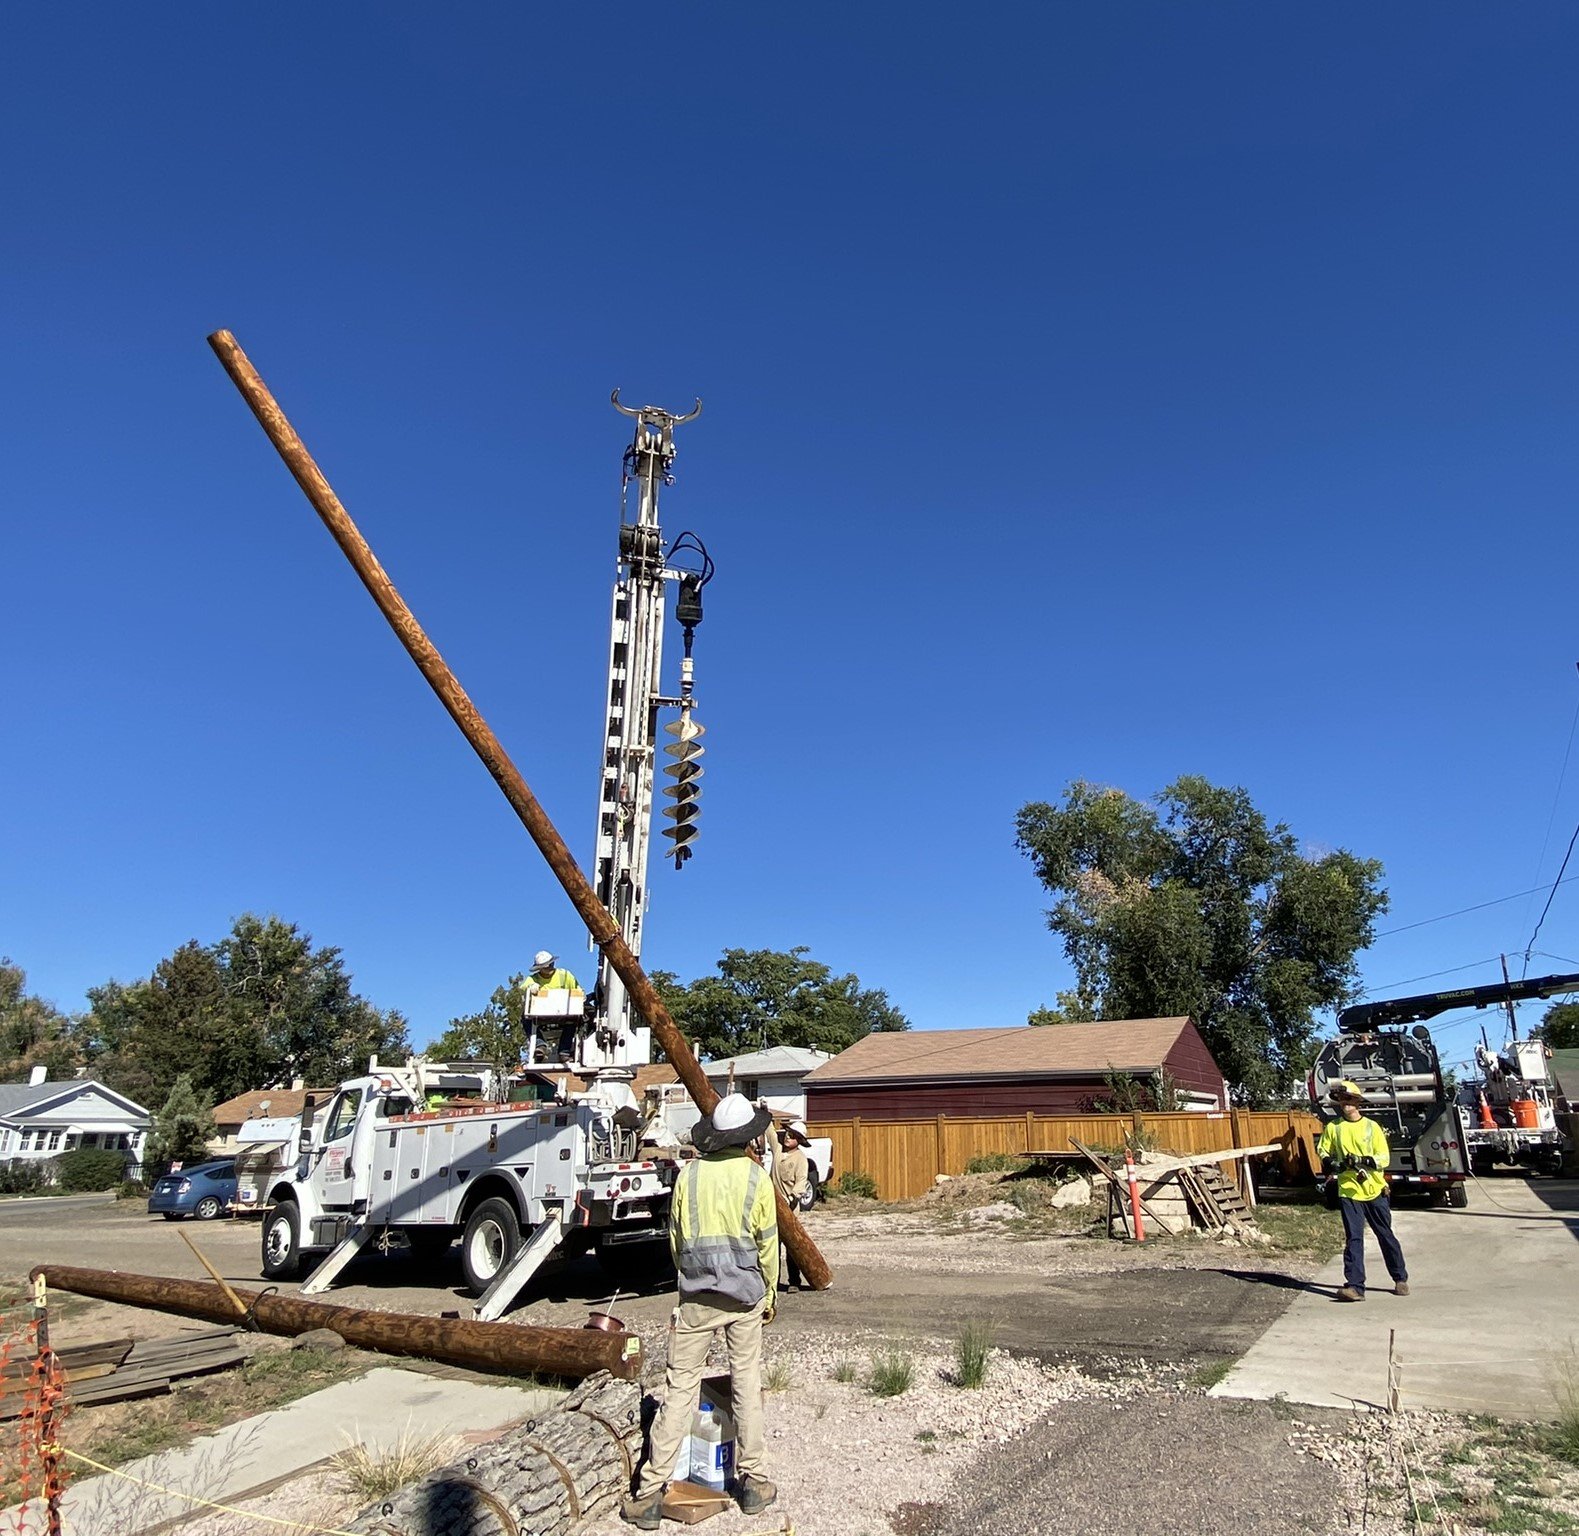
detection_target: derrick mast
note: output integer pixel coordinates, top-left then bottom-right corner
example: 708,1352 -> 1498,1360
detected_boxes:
584,392 -> 709,1072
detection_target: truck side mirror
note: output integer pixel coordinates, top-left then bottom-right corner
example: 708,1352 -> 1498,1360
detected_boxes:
298,1094 -> 316,1154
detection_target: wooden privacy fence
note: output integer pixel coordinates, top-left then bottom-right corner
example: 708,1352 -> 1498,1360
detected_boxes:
806,1110 -> 1323,1202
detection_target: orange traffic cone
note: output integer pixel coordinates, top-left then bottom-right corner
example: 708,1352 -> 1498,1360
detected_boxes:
1477,1091 -> 1496,1130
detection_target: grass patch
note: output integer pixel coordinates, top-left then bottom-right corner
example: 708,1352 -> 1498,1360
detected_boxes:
831,1359 -> 858,1383
1254,1196 -> 1343,1261
831,1170 -> 879,1199
1547,1341 -> 1579,1465
963,1153 -> 1029,1175
955,1320 -> 993,1389
332,1424 -> 459,1502
763,1359 -> 794,1393
50,1343 -> 367,1491
1189,1357 -> 1235,1391
867,1350 -> 915,1398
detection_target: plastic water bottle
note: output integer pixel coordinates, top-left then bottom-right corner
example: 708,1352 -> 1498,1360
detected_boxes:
686,1390 -> 736,1491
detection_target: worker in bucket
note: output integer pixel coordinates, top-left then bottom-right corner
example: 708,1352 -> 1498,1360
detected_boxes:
523,950 -> 580,995
622,1092 -> 779,1529
1318,1079 -> 1409,1302
770,1120 -> 812,1290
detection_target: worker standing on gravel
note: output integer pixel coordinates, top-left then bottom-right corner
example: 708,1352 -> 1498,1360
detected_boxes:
771,1120 -> 811,1290
622,1093 -> 779,1529
1318,1079 -> 1409,1302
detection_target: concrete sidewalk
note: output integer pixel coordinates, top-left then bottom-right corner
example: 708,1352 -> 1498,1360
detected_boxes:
1213,1178 -> 1579,1419
27,1366 -> 562,1535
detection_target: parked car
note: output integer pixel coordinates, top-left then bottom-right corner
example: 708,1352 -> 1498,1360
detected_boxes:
148,1160 -> 237,1220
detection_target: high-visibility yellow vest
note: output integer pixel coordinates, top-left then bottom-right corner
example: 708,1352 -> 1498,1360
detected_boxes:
670,1148 -> 779,1305
1316,1116 -> 1390,1202
524,968 -> 579,994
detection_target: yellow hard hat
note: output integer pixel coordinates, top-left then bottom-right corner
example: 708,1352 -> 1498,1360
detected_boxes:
1328,1078 -> 1366,1104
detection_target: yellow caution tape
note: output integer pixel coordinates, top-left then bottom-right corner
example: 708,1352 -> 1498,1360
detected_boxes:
50,1447 -> 362,1536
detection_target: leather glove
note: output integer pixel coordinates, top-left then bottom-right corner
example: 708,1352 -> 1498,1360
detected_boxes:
762,1299 -> 777,1326
1321,1157 -> 1339,1175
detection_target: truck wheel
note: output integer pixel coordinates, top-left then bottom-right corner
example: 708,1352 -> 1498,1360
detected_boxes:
798,1167 -> 820,1212
1447,1182 -> 1469,1209
462,1198 -> 520,1296
261,1201 -> 303,1280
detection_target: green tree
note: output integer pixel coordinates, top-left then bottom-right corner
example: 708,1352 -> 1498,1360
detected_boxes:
1014,776 -> 1387,1105
430,975 -> 527,1063
0,961 -> 78,1083
79,915 -> 410,1107
653,947 -> 909,1059
1537,1001 -> 1579,1050
145,1073 -> 217,1169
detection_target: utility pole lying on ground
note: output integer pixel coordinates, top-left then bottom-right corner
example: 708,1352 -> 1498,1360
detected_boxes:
206,330 -> 832,1292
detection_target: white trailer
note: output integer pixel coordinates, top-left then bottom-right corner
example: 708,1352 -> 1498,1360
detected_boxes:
259,395 -> 713,1320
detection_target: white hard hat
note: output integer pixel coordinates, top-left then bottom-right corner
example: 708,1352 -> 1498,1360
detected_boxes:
784,1120 -> 811,1144
712,1093 -> 755,1133
532,951 -> 556,970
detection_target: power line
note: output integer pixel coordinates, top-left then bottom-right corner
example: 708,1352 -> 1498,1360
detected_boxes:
1374,875 -> 1579,938
1358,956 -> 1504,997
1522,820 -> 1579,971
1520,663 -> 1579,946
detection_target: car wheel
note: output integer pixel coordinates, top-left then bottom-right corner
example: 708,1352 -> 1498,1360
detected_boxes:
461,1197 -> 521,1297
798,1167 -> 820,1212
194,1196 -> 222,1221
261,1201 -> 303,1280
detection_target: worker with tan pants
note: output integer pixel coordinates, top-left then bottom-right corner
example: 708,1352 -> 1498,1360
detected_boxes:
622,1093 -> 779,1529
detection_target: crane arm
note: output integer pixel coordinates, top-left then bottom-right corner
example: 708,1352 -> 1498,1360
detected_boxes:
1337,971 -> 1579,1034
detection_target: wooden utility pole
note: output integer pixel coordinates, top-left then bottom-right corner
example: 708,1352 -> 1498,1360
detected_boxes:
35,1266 -> 638,1380
205,331 -> 832,1291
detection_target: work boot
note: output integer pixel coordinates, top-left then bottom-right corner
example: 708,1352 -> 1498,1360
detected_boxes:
737,1474 -> 778,1515
1394,1282 -> 1410,1296
1336,1286 -> 1364,1302
619,1489 -> 664,1530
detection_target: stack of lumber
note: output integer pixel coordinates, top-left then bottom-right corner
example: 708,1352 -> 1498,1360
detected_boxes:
0,1327 -> 243,1418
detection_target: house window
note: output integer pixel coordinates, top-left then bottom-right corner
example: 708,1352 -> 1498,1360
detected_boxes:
19,1131 -> 34,1153
738,1079 -> 760,1101
46,1130 -> 62,1151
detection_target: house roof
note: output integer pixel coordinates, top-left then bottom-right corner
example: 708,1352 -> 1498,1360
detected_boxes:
703,1047 -> 833,1079
0,1079 -> 152,1123
211,1088 -> 333,1125
803,1019 -> 1198,1086
0,1082 -> 70,1118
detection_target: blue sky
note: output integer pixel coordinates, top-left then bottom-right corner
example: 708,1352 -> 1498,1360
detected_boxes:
4,7 -> 1578,1070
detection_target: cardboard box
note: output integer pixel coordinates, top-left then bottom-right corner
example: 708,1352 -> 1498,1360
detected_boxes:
660,1481 -> 735,1524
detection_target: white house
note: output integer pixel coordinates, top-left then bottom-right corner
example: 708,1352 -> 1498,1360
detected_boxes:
703,1047 -> 834,1120
0,1068 -> 151,1168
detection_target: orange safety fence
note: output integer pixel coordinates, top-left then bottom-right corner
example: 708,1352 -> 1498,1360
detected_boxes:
2,1281 -> 70,1536
807,1109 -> 1323,1201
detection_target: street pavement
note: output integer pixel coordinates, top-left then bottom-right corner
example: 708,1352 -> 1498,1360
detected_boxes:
1213,1176 -> 1579,1418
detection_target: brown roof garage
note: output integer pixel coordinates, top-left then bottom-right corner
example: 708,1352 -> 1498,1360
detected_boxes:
803,1016 -> 1226,1119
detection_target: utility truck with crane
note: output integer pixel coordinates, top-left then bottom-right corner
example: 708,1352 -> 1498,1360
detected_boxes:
1312,970 -> 1579,1206
258,394 -> 716,1320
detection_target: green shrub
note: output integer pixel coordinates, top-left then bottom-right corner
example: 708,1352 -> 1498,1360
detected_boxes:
867,1351 -> 916,1398
956,1320 -> 994,1388
831,1359 -> 858,1383
833,1170 -> 878,1199
116,1179 -> 150,1201
56,1148 -> 128,1192
963,1152 -> 1027,1174
0,1161 -> 50,1196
